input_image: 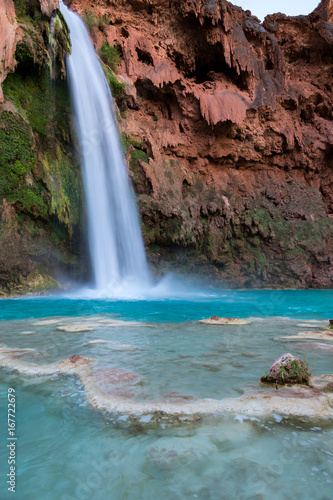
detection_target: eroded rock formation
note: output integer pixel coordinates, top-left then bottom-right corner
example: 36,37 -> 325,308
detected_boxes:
0,0 -> 60,101
0,0 -> 86,295
0,0 -> 18,102
67,0 -> 333,288
1,0 -> 333,291
1,343 -> 333,420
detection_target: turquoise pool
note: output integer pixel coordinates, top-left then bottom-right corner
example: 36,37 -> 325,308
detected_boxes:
0,290 -> 332,499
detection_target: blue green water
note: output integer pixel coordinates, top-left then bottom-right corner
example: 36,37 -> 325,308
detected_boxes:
1,289 -> 332,322
0,290 -> 332,499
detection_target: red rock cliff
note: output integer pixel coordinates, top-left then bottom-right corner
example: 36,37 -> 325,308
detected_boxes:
0,0 -> 59,101
67,0 -> 333,288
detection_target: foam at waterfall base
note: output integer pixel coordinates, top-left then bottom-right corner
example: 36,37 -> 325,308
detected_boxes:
67,273 -> 220,300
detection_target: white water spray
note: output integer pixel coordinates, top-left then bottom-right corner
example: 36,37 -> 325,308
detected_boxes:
59,2 -> 150,293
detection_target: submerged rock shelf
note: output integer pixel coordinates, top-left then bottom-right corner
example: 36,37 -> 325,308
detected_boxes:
1,344 -> 332,423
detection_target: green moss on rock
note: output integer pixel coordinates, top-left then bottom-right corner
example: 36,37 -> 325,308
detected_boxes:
49,11 -> 72,78
3,68 -> 70,138
102,64 -> 125,99
99,42 -> 120,72
0,3 -> 84,295
0,111 -> 48,218
14,0 -> 42,25
41,144 -> 82,231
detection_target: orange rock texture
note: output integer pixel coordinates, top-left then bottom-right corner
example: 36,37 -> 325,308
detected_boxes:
0,0 -> 83,296
0,0 -> 59,101
0,0 -> 19,102
12,0 -> 333,287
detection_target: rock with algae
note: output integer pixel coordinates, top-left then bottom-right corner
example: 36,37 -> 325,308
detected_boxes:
309,374 -> 333,392
199,316 -> 250,325
0,344 -> 332,421
57,325 -> 95,333
260,353 -> 310,385
278,331 -> 333,342
0,0 -> 84,297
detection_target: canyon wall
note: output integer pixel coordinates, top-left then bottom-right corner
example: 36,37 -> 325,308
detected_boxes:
0,0 -> 86,295
1,0 -> 332,292
67,0 -> 333,288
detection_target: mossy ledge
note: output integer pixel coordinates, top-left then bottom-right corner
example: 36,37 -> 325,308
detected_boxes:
0,1 -> 87,296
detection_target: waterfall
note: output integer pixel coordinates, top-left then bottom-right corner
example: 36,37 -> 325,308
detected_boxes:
59,2 -> 150,293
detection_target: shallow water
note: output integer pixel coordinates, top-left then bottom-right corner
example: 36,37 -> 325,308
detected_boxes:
0,290 -> 332,499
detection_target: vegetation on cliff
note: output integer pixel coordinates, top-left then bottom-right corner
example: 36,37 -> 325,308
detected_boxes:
0,0 -> 85,296
69,0 -> 333,288
1,0 -> 333,292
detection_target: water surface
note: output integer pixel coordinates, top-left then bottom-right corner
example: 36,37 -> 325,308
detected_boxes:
0,290 -> 332,499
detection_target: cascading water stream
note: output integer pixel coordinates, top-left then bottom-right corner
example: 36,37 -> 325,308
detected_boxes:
59,2 -> 150,294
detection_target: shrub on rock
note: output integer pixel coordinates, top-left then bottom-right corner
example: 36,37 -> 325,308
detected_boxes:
260,353 -> 310,385
324,319 -> 333,330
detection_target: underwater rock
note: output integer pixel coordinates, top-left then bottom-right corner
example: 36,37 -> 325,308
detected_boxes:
278,331 -> 333,342
323,319 -> 333,330
191,359 -> 221,371
90,366 -> 143,398
60,354 -> 93,366
93,367 -> 141,385
199,316 -> 250,325
260,353 -> 310,385
225,386 -> 333,418
0,345 -> 37,355
310,374 -> 333,392
57,324 -> 95,332
145,436 -> 215,472
296,320 -> 328,328
288,341 -> 333,354
33,319 -> 65,326
1,344 -> 332,421
161,392 -> 196,404
97,319 -> 141,326
103,343 -> 139,351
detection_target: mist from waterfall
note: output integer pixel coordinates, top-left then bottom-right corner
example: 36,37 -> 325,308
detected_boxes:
60,1 -> 150,295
